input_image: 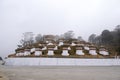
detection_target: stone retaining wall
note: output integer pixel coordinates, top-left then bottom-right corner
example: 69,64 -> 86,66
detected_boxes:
5,58 -> 120,66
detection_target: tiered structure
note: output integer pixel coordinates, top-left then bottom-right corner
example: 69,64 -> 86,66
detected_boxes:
8,40 -> 110,58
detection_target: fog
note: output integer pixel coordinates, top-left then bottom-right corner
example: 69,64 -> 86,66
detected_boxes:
0,0 -> 120,58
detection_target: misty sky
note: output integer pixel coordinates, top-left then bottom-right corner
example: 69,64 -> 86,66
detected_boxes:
0,0 -> 120,58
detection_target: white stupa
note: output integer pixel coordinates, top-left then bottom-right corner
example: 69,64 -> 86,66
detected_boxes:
47,42 -> 53,45
76,46 -> 84,55
15,48 -> 24,56
89,50 -> 97,55
84,46 -> 89,50
35,48 -> 42,56
19,51 -> 24,56
68,47 -> 71,50
61,44 -> 69,56
42,46 -> 47,50
54,46 -> 58,50
62,48 -> 69,56
16,52 -> 20,56
84,43 -> 91,50
99,47 -> 109,55
47,49 -> 54,55
99,50 -> 109,55
58,41 -> 64,46
24,49 -> 31,56
31,48 -> 35,52
34,44 -> 43,56
89,46 -> 97,55
47,43 -> 55,56
71,42 -> 76,46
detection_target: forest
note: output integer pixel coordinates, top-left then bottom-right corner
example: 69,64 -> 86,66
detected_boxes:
89,25 -> 120,56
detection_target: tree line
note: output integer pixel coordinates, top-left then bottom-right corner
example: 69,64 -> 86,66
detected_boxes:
18,30 -> 83,48
88,25 -> 120,55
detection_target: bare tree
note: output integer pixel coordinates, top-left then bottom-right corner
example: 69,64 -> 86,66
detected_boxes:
20,32 -> 34,47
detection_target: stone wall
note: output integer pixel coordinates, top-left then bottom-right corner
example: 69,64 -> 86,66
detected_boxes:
5,58 -> 120,66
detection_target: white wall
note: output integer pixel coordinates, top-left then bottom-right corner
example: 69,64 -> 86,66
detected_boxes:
5,58 -> 120,66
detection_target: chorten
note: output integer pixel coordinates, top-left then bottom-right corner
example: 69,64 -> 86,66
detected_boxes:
47,42 -> 55,55
61,43 -> 70,56
76,45 -> 84,55
89,45 -> 97,55
99,46 -> 109,55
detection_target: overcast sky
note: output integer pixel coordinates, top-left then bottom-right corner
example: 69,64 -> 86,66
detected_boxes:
0,0 -> 120,58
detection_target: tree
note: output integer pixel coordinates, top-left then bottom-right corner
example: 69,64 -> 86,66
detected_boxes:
115,25 -> 120,44
88,34 -> 96,43
63,30 -> 74,40
35,34 -> 43,43
78,36 -> 84,41
101,30 -> 113,45
114,25 -> 120,32
20,32 -> 34,47
0,56 -> 2,60
88,25 -> 120,56
94,36 -> 102,45
54,35 -> 60,41
114,25 -> 120,55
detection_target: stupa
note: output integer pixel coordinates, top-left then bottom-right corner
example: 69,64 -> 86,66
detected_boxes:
76,45 -> 84,55
24,48 -> 31,56
61,43 -> 70,56
89,45 -> 97,55
34,44 -> 43,56
99,46 -> 109,55
47,42 -> 55,55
